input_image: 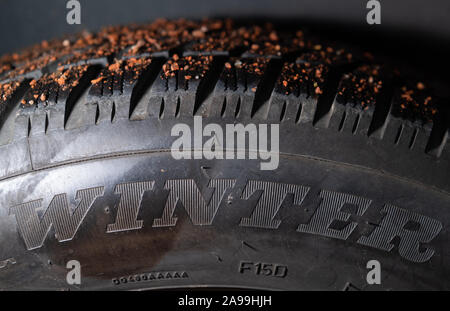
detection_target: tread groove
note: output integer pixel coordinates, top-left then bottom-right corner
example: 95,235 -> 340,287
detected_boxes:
64,65 -> 103,129
312,63 -> 359,127
193,56 -> 228,115
175,96 -> 181,118
409,128 -> 419,150
235,96 -> 241,118
159,97 -> 165,119
295,102 -> 302,124
251,58 -> 283,118
95,104 -> 100,124
352,113 -> 360,134
394,124 -> 404,145
425,101 -> 450,157
111,101 -> 116,122
338,110 -> 347,132
129,57 -> 165,119
279,101 -> 287,122
220,96 -> 227,118
44,113 -> 49,134
368,75 -> 396,138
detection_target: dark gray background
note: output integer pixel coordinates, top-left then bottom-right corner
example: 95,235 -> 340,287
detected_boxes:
0,0 -> 449,55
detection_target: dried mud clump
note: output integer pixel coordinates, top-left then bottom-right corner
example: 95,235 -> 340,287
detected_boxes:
0,80 -> 22,108
337,65 -> 383,109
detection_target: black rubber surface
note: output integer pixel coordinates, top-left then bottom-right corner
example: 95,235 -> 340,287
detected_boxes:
0,19 -> 448,290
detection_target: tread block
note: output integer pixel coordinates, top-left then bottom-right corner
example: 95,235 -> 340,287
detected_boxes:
19,65 -> 99,131
210,57 -> 270,119
148,55 -> 215,118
